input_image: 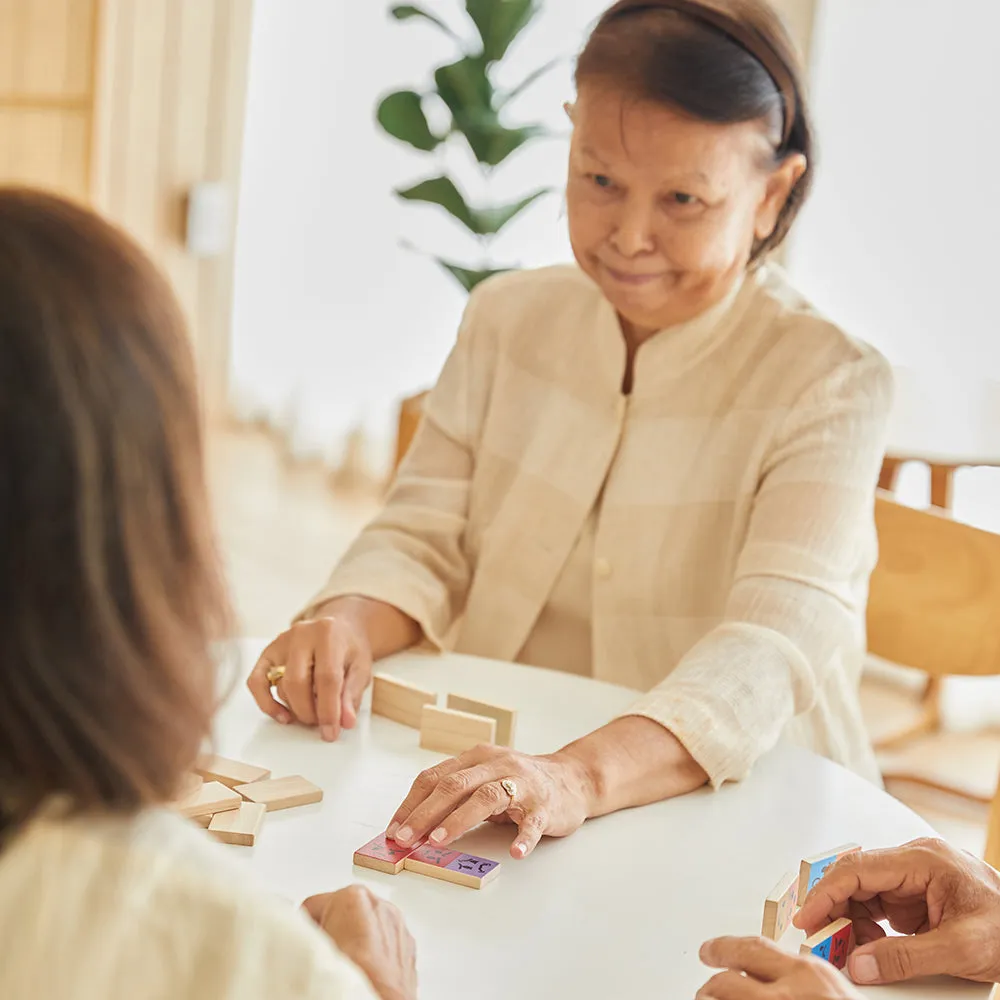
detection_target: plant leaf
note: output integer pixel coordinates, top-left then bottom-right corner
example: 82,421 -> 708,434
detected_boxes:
470,187 -> 550,235
435,58 -> 546,166
390,4 -> 459,39
465,0 -> 539,62
437,260 -> 513,292
396,176 -> 474,230
499,56 -> 562,107
376,90 -> 443,152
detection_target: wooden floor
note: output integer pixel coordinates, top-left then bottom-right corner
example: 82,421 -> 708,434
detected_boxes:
208,425 -> 995,857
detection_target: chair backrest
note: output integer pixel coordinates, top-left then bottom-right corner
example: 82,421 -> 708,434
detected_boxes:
868,492 -> 1000,677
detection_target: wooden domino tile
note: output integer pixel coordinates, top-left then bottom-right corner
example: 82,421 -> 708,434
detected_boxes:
761,869 -> 799,941
801,917 -> 855,969
196,754 -> 271,789
371,675 -> 437,728
798,843 -> 861,900
354,833 -> 420,875
403,845 -> 501,889
445,694 -> 517,747
208,801 -> 267,846
419,704 -> 496,756
175,780 -> 241,820
233,775 -> 323,811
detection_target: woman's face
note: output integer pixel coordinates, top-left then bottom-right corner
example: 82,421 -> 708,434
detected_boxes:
566,83 -> 806,336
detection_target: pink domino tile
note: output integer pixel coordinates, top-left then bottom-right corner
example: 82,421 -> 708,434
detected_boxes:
353,833 -> 420,874
404,845 -> 462,869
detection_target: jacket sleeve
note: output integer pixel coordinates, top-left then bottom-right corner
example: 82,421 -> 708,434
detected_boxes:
622,352 -> 894,787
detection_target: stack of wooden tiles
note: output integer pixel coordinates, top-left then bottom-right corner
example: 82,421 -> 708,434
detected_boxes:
759,842 -> 861,972
353,833 -> 501,890
370,674 -> 518,757
172,755 -> 324,848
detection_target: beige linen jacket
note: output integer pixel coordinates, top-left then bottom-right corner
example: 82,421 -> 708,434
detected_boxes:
305,264 -> 892,787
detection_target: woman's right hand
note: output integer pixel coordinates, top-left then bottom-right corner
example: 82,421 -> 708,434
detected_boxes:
247,613 -> 373,742
302,886 -> 417,1000
796,838 -> 1000,986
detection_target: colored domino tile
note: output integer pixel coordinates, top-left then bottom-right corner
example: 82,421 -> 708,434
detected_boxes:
404,845 -> 500,889
798,843 -> 861,900
801,918 -> 855,970
354,833 -> 421,875
761,870 -> 799,941
234,775 -> 323,811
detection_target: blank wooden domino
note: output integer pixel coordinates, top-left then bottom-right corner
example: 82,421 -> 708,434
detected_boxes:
445,694 -> 517,747
798,843 -> 861,900
354,833 -> 420,874
801,917 -> 855,969
420,704 -> 496,756
208,801 -> 266,846
761,870 -> 799,940
234,775 -> 323,811
371,675 -> 438,728
403,844 -> 501,889
196,754 -> 271,789
175,780 -> 241,820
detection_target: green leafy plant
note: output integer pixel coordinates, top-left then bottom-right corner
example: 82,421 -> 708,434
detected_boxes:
376,1 -> 556,292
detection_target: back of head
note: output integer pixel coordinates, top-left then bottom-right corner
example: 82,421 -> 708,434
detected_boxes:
0,189 -> 229,833
578,0 -> 814,261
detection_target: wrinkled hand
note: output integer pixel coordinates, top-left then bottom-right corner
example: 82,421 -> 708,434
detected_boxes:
302,886 -> 416,1000
698,937 -> 862,999
247,616 -> 373,742
796,837 -> 1000,986
387,745 -> 595,859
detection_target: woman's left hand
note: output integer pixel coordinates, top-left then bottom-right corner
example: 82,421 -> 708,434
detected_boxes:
698,937 -> 863,999
386,745 -> 595,859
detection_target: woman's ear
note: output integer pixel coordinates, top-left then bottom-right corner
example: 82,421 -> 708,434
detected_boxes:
755,153 -> 807,241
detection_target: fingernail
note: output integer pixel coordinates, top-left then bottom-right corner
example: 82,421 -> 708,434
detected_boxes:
275,711 -> 291,725
430,827 -> 447,844
386,822 -> 399,839
321,726 -> 336,742
396,826 -> 413,844
850,954 -> 879,984
512,841 -> 527,858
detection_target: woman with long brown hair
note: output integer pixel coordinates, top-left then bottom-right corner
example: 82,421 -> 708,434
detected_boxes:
249,0 -> 892,864
0,189 -> 414,1000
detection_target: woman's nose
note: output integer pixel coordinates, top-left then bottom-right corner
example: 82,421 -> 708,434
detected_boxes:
609,201 -> 657,258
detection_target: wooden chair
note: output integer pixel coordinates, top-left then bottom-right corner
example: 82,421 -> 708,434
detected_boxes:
868,492 -> 1000,865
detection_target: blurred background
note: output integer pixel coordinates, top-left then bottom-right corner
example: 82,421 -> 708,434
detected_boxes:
4,0 -> 1000,855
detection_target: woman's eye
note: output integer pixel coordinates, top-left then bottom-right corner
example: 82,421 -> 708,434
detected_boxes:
671,192 -> 698,206
591,174 -> 613,189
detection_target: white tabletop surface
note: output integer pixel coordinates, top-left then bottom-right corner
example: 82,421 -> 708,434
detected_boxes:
213,640 -> 990,1000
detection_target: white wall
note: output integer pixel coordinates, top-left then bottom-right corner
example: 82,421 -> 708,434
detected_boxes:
230,0 -> 608,470
788,0 -> 1000,376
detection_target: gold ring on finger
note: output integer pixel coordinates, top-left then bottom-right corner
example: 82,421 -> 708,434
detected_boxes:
266,665 -> 286,687
500,777 -> 518,804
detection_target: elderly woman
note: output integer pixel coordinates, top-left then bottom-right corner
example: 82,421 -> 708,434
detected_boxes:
249,0 -> 892,860
0,189 -> 414,1000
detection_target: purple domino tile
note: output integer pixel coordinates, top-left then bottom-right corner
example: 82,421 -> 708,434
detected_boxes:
445,854 -> 500,879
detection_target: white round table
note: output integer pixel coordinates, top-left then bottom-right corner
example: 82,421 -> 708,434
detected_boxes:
215,640 -> 991,999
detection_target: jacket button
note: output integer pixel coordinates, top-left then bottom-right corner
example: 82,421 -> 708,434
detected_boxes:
595,557 -> 613,580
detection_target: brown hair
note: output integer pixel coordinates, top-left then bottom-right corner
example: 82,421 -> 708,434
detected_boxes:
577,0 -> 814,261
0,189 -> 230,834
